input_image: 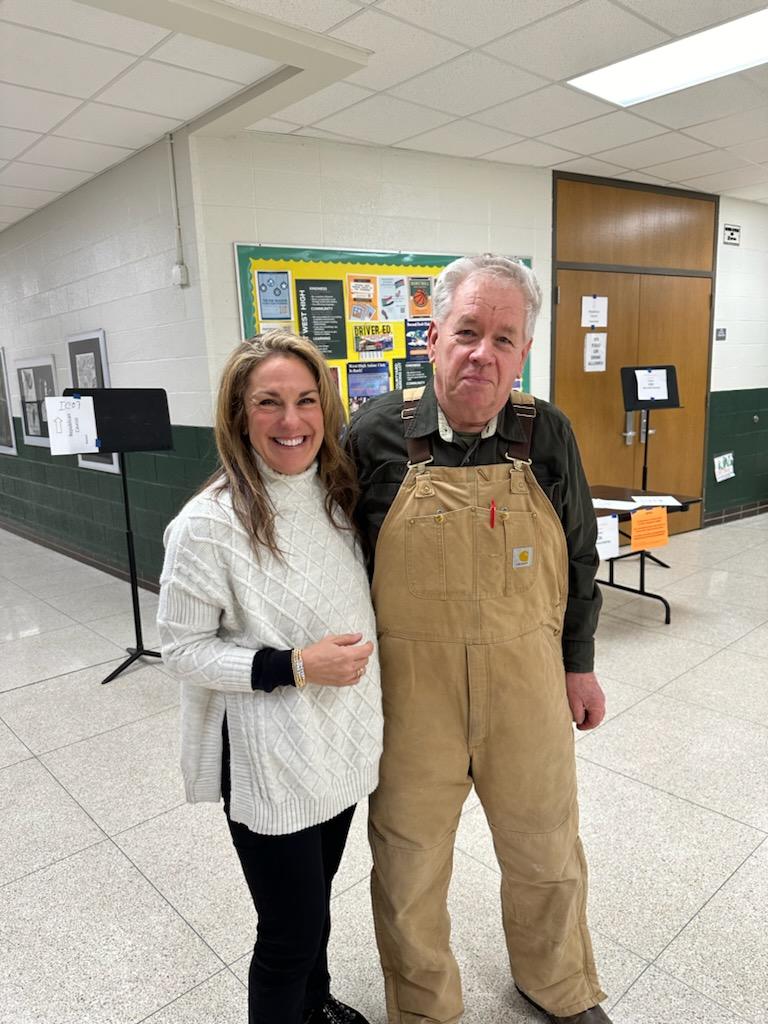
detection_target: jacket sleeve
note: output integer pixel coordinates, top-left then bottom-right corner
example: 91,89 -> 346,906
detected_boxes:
560,426 -> 602,674
158,509 -> 276,693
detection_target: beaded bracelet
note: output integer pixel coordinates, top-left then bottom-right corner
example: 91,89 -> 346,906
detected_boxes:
291,648 -> 307,689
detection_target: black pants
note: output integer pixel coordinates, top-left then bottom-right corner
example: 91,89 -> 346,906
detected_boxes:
222,720 -> 355,1024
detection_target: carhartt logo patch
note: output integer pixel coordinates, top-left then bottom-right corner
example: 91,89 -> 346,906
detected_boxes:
512,547 -> 533,569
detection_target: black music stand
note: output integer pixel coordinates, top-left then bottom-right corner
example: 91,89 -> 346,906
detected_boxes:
64,388 -> 172,684
616,365 -> 681,573
620,365 -> 680,490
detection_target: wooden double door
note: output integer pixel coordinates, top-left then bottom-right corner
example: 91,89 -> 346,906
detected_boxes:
554,269 -> 711,534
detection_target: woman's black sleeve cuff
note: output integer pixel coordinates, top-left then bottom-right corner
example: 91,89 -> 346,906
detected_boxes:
250,648 -> 295,692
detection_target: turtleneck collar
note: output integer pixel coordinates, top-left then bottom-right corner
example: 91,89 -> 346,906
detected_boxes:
252,451 -> 320,492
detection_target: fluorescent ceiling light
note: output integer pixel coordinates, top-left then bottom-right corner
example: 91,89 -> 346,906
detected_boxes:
568,8 -> 768,106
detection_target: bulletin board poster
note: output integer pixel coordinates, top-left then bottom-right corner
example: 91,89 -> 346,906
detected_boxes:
235,245 -> 531,417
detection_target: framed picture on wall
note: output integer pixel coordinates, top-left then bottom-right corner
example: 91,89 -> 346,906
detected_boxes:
67,329 -> 119,474
0,347 -> 17,455
15,355 -> 56,448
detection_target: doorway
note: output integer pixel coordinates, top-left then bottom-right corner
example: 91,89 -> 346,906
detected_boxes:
552,176 -> 717,534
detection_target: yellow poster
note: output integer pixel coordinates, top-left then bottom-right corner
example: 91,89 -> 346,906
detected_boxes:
234,246 -> 532,415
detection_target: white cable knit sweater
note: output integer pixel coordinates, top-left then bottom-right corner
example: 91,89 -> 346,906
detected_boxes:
157,459 -> 383,836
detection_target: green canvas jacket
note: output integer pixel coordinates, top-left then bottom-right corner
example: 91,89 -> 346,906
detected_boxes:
347,379 -> 602,673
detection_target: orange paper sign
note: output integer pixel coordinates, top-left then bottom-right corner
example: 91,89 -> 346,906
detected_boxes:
630,506 -> 669,551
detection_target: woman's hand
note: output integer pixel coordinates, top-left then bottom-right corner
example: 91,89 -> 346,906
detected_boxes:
301,633 -> 374,687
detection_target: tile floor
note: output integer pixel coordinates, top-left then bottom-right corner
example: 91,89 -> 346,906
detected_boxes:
1,516 -> 767,1024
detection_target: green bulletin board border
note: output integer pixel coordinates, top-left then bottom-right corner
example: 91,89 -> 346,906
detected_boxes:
233,244 -> 533,392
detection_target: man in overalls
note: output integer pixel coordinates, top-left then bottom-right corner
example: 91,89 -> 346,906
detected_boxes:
347,255 -> 610,1024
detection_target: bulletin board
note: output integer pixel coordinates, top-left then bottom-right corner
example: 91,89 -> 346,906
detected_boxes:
235,244 -> 531,416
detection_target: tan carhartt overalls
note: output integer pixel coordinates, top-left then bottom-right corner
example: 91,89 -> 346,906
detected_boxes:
369,390 -> 605,1023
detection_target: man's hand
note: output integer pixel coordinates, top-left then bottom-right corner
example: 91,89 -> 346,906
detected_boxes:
565,672 -> 606,731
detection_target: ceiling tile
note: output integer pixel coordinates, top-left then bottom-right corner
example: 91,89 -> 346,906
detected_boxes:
54,103 -> 182,149
685,106 -> 768,148
150,33 -> 281,86
0,163 -> 91,191
683,165 -> 768,192
329,9 -> 465,90
554,157 -> 627,177
295,127 -> 370,146
595,132 -> 712,168
0,204 -> 35,224
540,111 -> 663,155
745,63 -> 768,93
245,117 -> 300,134
728,137 -> 768,163
0,0 -> 170,54
97,63 -> 244,120
0,126 -> 41,160
721,182 -> 768,201
630,74 -> 768,130
614,171 -> 674,186
0,23 -> 135,98
376,0 -> 579,47
482,139 -> 579,167
270,82 -> 373,126
19,136 -> 135,173
617,0 -> 768,35
0,184 -> 60,207
395,120 -> 520,158
644,150 -> 749,181
313,94 -> 452,145
473,85 -> 614,136
0,83 -> 81,133
213,0 -> 362,33
388,52 -> 546,117
482,0 -> 669,80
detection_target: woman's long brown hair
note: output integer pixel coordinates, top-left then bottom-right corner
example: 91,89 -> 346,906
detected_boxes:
202,330 -> 358,558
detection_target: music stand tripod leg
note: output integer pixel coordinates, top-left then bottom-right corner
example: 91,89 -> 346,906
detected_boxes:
101,451 -> 162,685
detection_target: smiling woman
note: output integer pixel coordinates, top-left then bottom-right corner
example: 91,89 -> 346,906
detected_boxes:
246,354 -> 325,476
157,330 -> 382,1024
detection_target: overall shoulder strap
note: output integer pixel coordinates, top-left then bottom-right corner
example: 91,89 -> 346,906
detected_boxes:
506,391 -> 536,462
400,387 -> 431,465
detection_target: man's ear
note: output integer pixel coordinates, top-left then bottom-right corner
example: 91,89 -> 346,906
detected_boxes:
426,320 -> 438,363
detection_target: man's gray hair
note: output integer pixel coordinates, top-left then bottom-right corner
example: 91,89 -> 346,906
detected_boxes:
432,254 -> 543,340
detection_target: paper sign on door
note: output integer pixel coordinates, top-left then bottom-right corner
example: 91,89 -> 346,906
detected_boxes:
630,507 -> 669,551
581,295 -> 608,327
584,333 -> 607,372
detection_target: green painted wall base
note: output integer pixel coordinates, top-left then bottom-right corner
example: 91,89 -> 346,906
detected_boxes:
704,388 -> 768,522
0,419 -> 218,585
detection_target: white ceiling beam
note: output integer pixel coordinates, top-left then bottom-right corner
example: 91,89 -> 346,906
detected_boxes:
76,0 -> 370,134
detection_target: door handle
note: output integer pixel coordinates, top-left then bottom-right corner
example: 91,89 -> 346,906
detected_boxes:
622,411 -> 636,446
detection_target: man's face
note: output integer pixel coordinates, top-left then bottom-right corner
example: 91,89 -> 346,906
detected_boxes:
427,274 -> 533,431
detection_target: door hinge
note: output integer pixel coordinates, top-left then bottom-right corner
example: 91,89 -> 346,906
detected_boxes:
555,285 -> 560,305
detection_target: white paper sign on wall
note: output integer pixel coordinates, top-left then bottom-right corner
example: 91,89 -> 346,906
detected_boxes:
723,224 -> 740,246
713,452 -> 735,482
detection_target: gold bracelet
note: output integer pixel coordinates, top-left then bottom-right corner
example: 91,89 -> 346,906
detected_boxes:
291,648 -> 307,689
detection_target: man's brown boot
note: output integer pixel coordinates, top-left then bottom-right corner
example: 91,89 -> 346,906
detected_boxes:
516,985 -> 612,1023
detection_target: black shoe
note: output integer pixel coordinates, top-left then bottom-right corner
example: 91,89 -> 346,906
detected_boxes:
516,984 -> 612,1023
304,995 -> 371,1024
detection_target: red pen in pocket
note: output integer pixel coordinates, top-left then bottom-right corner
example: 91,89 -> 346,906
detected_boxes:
490,498 -> 496,528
